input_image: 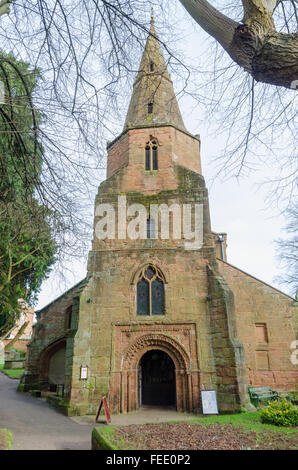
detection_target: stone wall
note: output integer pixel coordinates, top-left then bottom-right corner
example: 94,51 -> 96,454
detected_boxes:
66,156 -> 250,415
106,126 -> 201,185
218,259 -> 297,392
23,280 -> 86,391
2,339 -> 29,353
207,265 -> 247,412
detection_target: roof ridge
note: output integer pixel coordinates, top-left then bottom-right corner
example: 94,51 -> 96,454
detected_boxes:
217,258 -> 295,301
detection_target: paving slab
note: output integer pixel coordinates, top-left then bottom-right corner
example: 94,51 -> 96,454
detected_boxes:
0,372 -> 201,449
0,373 -> 93,450
72,405 -> 200,426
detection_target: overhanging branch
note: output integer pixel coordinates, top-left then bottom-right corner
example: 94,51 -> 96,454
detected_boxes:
179,0 -> 298,89
0,0 -> 12,17
179,0 -> 239,51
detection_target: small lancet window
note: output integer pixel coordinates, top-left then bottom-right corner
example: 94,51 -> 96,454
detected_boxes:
148,102 -> 153,114
152,145 -> 158,170
149,61 -> 155,72
147,217 -> 155,239
137,265 -> 165,316
145,140 -> 158,171
65,305 -> 73,330
145,145 -> 151,170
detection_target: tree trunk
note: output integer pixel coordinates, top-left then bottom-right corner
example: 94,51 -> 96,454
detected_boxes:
4,321 -> 29,351
179,0 -> 298,89
0,0 -> 11,17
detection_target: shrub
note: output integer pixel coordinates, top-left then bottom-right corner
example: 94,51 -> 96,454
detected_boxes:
260,399 -> 298,427
287,391 -> 298,404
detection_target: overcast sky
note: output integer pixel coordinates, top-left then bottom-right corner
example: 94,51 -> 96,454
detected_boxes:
36,7 -> 293,310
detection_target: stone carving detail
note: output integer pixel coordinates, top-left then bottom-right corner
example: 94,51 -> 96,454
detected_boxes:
123,333 -> 190,369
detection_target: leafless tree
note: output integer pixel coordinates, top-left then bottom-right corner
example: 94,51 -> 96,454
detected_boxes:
275,201 -> 298,296
178,1 -> 297,211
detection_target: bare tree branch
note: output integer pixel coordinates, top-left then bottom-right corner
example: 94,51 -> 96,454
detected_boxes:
179,0 -> 298,88
0,0 -> 12,17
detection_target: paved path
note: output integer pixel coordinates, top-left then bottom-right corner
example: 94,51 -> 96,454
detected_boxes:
0,373 -> 199,450
0,373 -> 93,450
75,407 -> 199,426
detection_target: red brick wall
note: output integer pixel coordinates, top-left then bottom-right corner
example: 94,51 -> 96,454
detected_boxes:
2,339 -> 29,353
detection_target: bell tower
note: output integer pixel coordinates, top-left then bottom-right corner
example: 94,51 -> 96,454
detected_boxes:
106,16 -> 202,187
69,17 -> 248,416
23,15 -> 297,419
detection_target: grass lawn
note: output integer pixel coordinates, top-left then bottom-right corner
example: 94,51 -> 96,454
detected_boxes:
0,429 -> 13,450
96,412 -> 297,450
0,363 -> 24,380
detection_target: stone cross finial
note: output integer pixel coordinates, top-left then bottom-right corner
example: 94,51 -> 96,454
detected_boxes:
151,7 -> 154,25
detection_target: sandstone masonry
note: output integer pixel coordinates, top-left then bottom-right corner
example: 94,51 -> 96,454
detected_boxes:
23,19 -> 297,416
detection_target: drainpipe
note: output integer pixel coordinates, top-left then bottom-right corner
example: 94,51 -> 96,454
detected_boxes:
218,234 -> 226,262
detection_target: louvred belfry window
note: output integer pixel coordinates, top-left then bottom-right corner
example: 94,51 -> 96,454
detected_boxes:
137,266 -> 165,316
145,140 -> 158,171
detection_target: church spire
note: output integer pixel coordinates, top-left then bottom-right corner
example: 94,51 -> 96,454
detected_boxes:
123,17 -> 187,132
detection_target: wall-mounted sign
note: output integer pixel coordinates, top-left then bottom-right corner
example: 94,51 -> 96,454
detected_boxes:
201,390 -> 218,415
80,366 -> 88,380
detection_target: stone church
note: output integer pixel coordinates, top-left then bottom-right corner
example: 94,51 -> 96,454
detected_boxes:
22,20 -> 297,416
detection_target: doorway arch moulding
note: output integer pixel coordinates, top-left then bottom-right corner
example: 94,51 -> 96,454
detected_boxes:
118,333 -> 197,413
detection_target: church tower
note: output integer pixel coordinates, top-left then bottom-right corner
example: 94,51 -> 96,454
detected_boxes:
66,18 -> 248,415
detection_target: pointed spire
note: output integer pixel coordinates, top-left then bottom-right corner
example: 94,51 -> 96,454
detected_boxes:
123,16 -> 186,132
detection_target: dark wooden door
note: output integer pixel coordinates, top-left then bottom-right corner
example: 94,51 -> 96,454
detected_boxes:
140,350 -> 176,406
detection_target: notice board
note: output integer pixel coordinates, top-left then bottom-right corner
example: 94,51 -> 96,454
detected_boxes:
201,390 -> 218,415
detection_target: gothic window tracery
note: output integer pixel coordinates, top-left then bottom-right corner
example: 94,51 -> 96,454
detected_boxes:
145,140 -> 158,170
137,265 -> 165,316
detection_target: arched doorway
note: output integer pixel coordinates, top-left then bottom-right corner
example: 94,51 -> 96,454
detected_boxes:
116,333 -> 195,414
48,345 -> 66,386
39,338 -> 66,391
138,350 -> 176,407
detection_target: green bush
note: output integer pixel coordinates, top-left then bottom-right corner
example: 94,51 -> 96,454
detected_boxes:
260,399 -> 298,427
8,348 -> 26,357
287,391 -> 298,404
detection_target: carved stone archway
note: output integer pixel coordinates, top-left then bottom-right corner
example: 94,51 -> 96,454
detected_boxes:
116,334 -> 193,413
39,337 -> 66,390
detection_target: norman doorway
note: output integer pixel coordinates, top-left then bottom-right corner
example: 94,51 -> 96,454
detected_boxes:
138,349 -> 176,407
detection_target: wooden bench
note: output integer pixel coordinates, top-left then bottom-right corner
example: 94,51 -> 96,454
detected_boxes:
248,387 -> 279,407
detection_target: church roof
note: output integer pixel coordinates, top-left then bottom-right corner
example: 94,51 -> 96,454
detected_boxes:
123,18 -> 187,132
217,258 -> 295,301
35,278 -> 87,316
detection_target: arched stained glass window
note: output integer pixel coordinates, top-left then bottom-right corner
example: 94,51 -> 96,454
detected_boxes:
152,278 -> 164,315
145,140 -> 158,171
137,279 -> 149,316
137,266 -> 165,316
